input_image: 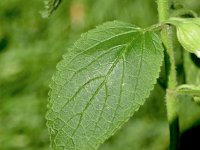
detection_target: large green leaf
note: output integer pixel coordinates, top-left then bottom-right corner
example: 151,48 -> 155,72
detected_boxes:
47,21 -> 164,150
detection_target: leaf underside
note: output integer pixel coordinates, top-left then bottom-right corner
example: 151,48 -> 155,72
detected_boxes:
47,21 -> 164,150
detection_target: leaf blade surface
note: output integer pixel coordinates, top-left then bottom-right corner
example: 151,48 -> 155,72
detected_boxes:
47,21 -> 164,150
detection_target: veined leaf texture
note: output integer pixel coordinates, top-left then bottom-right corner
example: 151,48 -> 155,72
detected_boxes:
47,21 -> 164,150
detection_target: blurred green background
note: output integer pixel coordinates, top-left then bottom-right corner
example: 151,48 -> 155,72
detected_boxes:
0,0 -> 200,150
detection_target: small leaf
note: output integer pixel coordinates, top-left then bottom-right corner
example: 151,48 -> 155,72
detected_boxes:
193,97 -> 200,105
176,84 -> 200,97
176,84 -> 200,104
47,21 -> 164,150
40,0 -> 62,18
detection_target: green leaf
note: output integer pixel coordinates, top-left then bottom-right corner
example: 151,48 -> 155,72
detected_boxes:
47,21 -> 164,150
41,0 -> 62,18
177,84 -> 200,97
176,84 -> 200,104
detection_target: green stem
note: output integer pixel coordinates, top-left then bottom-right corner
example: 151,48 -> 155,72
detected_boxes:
158,0 -> 169,22
157,0 -> 180,150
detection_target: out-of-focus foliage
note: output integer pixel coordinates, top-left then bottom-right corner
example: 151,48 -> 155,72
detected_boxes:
41,0 -> 62,18
0,0 -> 200,150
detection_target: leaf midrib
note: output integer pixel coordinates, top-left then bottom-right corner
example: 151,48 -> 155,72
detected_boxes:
51,30 -> 139,109
51,28 -> 149,150
66,33 -> 142,141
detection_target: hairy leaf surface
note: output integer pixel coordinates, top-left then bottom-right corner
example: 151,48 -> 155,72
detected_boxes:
47,21 -> 164,150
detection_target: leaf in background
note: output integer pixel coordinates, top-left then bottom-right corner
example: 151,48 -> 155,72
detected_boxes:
177,84 -> 200,96
47,21 -> 164,150
176,84 -> 200,105
178,52 -> 200,132
41,0 -> 62,18
184,53 -> 200,84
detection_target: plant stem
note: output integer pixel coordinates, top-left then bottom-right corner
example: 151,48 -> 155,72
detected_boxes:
157,0 -> 180,149
158,0 -> 169,22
